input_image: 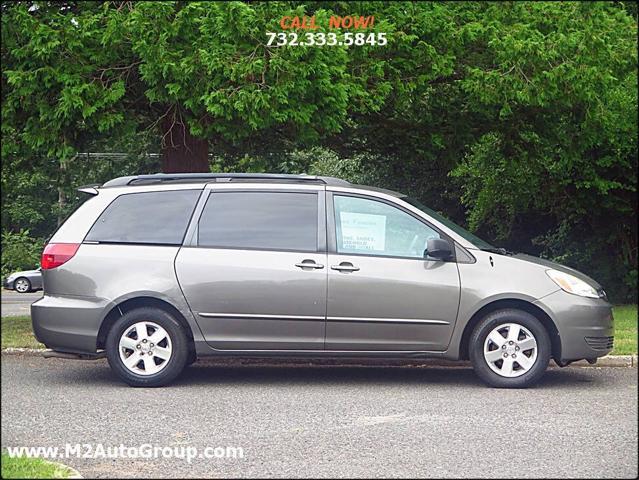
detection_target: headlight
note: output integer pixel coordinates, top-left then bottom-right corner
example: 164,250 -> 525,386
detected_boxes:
546,269 -> 600,298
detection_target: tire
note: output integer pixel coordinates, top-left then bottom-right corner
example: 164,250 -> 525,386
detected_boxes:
106,307 -> 189,387
14,277 -> 31,293
469,309 -> 551,388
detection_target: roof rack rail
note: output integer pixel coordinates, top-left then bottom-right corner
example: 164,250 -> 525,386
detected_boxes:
101,173 -> 351,188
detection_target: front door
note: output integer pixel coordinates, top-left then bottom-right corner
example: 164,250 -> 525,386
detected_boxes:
176,186 -> 327,350
325,193 -> 460,351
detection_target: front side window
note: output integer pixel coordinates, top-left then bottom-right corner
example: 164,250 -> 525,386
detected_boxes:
198,191 -> 318,252
334,195 -> 440,259
85,190 -> 201,245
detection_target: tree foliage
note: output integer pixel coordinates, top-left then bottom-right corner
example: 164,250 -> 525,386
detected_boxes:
1,1 -> 637,301
1,229 -> 43,278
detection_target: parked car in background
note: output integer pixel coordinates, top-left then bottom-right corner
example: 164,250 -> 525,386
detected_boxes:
31,173 -> 614,388
4,268 -> 43,293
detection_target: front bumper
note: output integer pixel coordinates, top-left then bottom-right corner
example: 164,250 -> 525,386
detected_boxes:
3,278 -> 14,289
31,295 -> 109,354
535,290 -> 614,362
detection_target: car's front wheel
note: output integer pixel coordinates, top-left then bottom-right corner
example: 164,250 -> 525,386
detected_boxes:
106,307 -> 189,387
14,277 -> 31,293
470,309 -> 551,388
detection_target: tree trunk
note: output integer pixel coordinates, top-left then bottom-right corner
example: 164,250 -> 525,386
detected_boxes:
160,116 -> 209,173
57,157 -> 67,227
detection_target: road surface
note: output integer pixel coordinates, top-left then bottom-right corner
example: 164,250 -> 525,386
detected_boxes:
1,354 -> 637,478
1,289 -> 42,317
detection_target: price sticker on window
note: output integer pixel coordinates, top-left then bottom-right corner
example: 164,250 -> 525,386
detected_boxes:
339,212 -> 386,251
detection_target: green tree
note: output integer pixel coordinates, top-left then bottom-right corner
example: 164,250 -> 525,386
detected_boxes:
450,2 -> 637,301
2,1 -> 365,172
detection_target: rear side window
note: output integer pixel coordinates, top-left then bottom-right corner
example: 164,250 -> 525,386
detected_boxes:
198,191 -> 318,252
85,190 -> 201,245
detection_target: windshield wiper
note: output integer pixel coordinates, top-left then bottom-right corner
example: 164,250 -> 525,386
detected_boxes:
480,247 -> 515,256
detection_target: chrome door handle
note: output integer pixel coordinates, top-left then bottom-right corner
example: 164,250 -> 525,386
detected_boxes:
331,264 -> 360,272
295,261 -> 324,269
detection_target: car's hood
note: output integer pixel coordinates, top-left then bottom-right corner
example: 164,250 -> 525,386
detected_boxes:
512,253 -> 601,289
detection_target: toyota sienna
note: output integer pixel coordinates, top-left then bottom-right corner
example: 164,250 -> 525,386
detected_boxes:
31,173 -> 614,387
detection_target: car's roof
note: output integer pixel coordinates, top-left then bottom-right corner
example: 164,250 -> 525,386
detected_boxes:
99,173 -> 405,198
101,173 -> 350,187
339,184 -> 404,198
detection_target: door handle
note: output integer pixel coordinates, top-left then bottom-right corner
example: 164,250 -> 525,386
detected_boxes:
331,263 -> 360,272
295,261 -> 324,269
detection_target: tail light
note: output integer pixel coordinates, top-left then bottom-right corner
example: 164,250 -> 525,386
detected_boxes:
41,243 -> 80,270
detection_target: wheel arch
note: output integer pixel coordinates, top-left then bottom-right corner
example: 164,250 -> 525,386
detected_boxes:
96,296 -> 196,361
458,298 -> 561,360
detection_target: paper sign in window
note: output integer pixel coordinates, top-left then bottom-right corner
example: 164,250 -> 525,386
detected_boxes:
339,212 -> 386,251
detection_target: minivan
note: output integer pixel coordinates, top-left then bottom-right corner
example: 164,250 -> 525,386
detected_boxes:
31,173 -> 614,388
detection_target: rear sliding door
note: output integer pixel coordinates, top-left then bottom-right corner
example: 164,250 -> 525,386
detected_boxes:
176,185 -> 328,350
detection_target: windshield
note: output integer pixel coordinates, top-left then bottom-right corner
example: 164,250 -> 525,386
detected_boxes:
401,197 -> 495,250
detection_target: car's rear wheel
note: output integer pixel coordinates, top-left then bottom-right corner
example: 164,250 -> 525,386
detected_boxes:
14,277 -> 31,293
106,307 -> 189,387
470,309 -> 551,388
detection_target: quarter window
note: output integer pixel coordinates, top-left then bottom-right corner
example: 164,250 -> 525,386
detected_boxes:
85,190 -> 201,245
198,191 -> 318,252
333,195 -> 440,258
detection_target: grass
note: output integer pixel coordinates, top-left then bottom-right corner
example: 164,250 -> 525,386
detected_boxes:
1,316 -> 43,349
0,306 -> 637,354
611,305 -> 638,355
1,453 -> 73,478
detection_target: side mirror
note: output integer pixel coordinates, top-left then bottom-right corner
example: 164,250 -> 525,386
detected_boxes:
424,238 -> 453,260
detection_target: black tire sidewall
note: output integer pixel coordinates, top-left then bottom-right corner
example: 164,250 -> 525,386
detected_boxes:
106,307 -> 189,387
470,309 -> 551,388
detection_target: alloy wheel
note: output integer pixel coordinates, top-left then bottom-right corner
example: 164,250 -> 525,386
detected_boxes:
118,321 -> 172,376
14,278 -> 29,293
483,323 -> 538,378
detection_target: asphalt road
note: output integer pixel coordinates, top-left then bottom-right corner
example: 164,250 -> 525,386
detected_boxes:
1,355 -> 637,478
1,289 -> 42,317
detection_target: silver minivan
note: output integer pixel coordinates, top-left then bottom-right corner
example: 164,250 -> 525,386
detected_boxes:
31,173 -> 614,388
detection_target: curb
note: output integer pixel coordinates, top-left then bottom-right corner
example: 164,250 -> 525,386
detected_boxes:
569,355 -> 637,368
1,348 -> 636,368
2,347 -> 44,354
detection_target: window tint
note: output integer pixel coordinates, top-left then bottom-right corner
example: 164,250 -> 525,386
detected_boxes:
86,190 -> 200,245
334,195 -> 440,258
198,192 -> 318,252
